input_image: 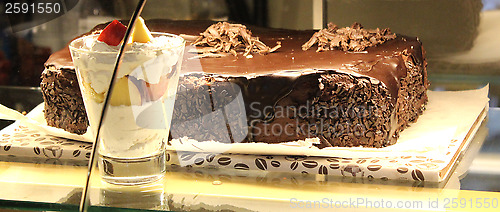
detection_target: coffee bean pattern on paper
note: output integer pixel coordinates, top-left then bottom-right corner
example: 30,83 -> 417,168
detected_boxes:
0,123 -> 466,182
0,124 -> 91,161
165,152 -> 449,182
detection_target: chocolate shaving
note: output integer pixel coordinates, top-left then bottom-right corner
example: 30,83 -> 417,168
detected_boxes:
193,22 -> 281,57
302,22 -> 396,52
180,34 -> 200,41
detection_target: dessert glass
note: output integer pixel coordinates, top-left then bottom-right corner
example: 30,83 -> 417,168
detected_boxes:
69,33 -> 185,185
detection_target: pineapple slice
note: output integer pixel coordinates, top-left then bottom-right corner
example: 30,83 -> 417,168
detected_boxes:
109,77 -> 142,106
128,17 -> 153,44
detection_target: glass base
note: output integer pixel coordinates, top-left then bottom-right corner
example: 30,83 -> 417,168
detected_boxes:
98,151 -> 166,186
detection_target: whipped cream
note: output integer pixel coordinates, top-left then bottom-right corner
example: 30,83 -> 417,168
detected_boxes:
94,95 -> 177,158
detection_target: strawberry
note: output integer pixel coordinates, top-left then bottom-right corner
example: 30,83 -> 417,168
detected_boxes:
97,20 -> 127,46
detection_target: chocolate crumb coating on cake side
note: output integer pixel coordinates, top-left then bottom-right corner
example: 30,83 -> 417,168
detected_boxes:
40,67 -> 88,134
41,19 -> 428,148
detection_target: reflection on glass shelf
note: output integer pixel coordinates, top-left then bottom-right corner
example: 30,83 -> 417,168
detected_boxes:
459,108 -> 500,192
482,108 -> 500,153
469,154 -> 500,175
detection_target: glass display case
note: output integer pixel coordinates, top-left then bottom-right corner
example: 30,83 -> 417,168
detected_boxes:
0,0 -> 499,211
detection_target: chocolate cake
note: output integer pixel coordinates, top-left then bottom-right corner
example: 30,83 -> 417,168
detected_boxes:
41,20 -> 428,148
